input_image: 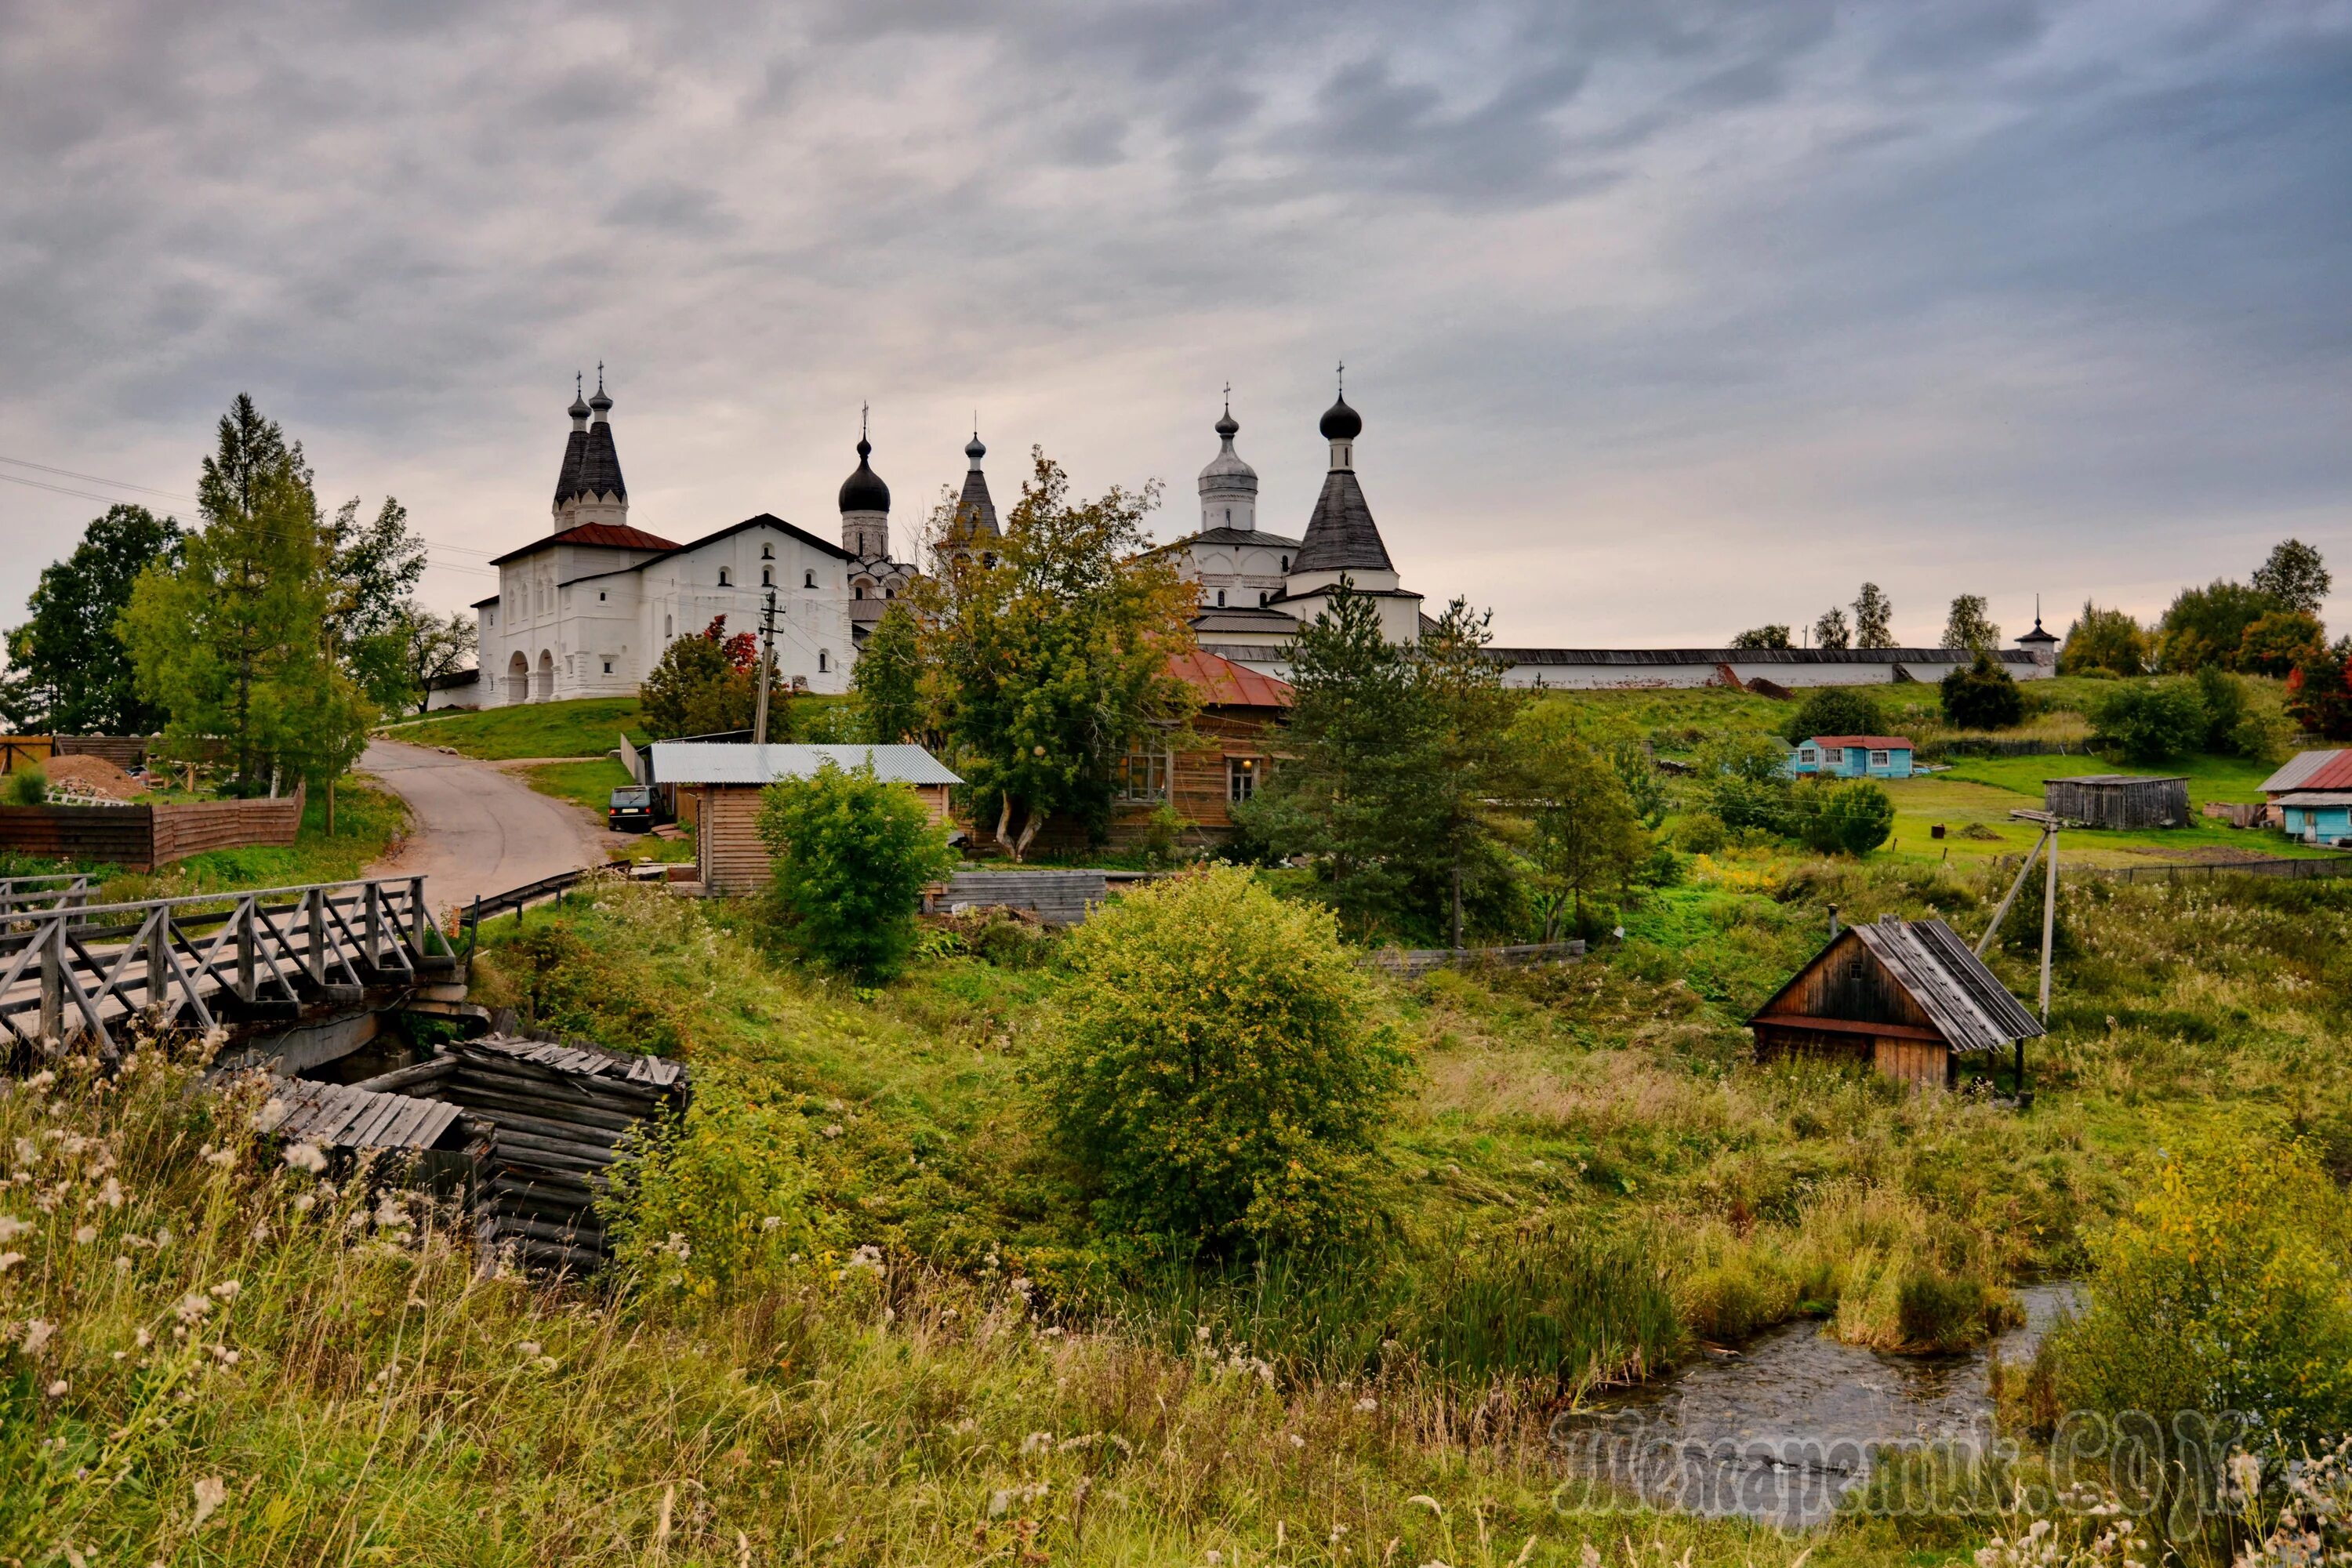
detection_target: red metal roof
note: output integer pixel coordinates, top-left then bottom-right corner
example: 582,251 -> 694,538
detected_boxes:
1805,735 -> 1914,750
2263,749 -> 2352,794
1167,648 -> 1294,710
489,522 -> 681,565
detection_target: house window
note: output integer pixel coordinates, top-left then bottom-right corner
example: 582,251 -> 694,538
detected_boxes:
1798,748 -> 1817,764
761,567 -> 773,586
804,570 -> 816,589
1227,756 -> 1261,804
1870,750 -> 1890,768
1116,748 -> 1170,803
718,568 -> 732,587
602,659 -> 613,674
1216,589 -> 1226,608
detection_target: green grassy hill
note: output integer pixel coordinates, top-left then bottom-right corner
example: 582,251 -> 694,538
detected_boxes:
375,696 -> 647,759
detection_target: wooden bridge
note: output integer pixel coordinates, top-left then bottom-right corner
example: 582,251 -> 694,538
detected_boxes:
0,874 -> 458,1054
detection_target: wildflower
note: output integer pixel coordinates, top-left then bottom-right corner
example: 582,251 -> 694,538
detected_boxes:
46,1378 -> 67,1397
1289,1433 -> 1306,1449
518,1341 -> 542,1358
73,1225 -> 96,1245
113,1256 -> 129,1272
0,1253 -> 22,1274
989,1490 -> 1011,1518
135,1327 -> 152,1348
1207,1552 -> 1222,1566
760,1215 -> 782,1232
97,1176 -> 122,1208
200,1145 -> 237,1169
0,1215 -> 28,1242
1196,1325 -> 1211,1342
174,1292 -> 212,1324
209,1279 -> 241,1300
26,1071 -> 56,1092
1022,1431 -> 1054,1455
1581,1546 -> 1601,1568
822,1123 -> 844,1139
21,1319 -> 55,1356
192,1475 -> 227,1525
283,1143 -> 328,1174
846,1243 -> 884,1273
1355,1396 -> 1378,1413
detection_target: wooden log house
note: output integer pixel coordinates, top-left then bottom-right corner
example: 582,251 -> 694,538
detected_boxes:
1748,914 -> 2044,1090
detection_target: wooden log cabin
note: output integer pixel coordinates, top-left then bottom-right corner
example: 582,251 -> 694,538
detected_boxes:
1748,914 -> 2044,1090
648,742 -> 960,895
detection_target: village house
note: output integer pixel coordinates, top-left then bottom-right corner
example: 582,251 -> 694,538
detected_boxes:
1785,735 -> 1915,779
1749,914 -> 2044,1091
648,742 -> 960,896
2259,750 -> 2352,847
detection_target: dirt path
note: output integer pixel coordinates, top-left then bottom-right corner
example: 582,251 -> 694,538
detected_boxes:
359,739 -> 612,916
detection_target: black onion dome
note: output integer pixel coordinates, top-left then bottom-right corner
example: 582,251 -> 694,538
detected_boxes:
965,433 -> 987,464
1319,394 -> 1361,441
838,437 -> 891,514
1215,408 -> 1240,438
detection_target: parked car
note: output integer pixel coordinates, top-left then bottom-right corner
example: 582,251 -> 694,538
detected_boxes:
608,785 -> 659,832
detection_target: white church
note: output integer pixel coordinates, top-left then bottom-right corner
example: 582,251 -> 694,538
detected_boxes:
457,371 -> 2054,713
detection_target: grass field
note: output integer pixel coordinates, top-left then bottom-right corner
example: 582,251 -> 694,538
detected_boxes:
376,696 -> 646,759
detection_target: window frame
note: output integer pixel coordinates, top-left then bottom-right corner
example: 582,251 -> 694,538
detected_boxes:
1226,754 -> 1262,805
1114,746 -> 1172,804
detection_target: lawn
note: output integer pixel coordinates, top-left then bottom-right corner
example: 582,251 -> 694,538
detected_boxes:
375,695 -> 646,759
516,757 -> 699,863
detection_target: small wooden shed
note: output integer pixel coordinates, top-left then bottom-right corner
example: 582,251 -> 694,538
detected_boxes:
2043,774 -> 2188,829
1749,915 -> 2045,1090
649,742 -> 960,895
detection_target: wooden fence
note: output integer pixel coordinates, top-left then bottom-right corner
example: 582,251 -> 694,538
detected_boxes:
1364,940 -> 1588,978
0,874 -> 451,1051
0,785 -> 303,871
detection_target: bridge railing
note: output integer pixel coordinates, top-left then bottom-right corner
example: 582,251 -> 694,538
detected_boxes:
0,873 -> 93,920
0,876 -> 452,1052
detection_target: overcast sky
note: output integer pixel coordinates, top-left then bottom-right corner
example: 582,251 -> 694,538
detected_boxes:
4,0 -> 2348,649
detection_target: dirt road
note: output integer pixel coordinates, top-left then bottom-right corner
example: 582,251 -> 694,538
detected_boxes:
360,739 -> 610,915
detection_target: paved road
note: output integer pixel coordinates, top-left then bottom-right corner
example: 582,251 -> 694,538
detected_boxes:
360,740 -> 611,915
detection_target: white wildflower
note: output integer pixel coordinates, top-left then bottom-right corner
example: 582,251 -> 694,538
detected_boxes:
846,1243 -> 885,1273
200,1145 -> 237,1169
282,1143 -> 328,1174
0,1214 -> 28,1242
21,1319 -> 56,1356
1355,1396 -> 1378,1413
0,1253 -> 23,1274
97,1176 -> 122,1208
1022,1430 -> 1054,1455
989,1490 -> 1011,1518
192,1474 -> 227,1525
46,1378 -> 67,1396
518,1341 -> 542,1358
1288,1432 -> 1306,1449
822,1123 -> 844,1139
174,1291 -> 212,1324
209,1279 -> 241,1300
135,1327 -> 152,1348
760,1215 -> 782,1232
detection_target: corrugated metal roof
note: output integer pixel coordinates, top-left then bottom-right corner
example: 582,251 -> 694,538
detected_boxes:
1849,919 -> 2045,1053
2278,791 -> 2352,808
1167,648 -> 1294,710
1806,735 -> 1915,750
2262,750 -> 2352,794
649,742 -> 962,787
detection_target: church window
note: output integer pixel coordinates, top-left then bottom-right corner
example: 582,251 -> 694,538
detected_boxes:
884,586 -> 895,600
718,568 -> 732,587
761,543 -> 774,560
761,566 -> 773,586
597,590 -> 606,601
1227,756 -> 1261,804
804,570 -> 816,589
855,584 -> 867,600
818,650 -> 830,673
1279,556 -> 1289,572
1216,590 -> 1226,608
664,614 -> 673,638
1258,591 -> 1269,608
1115,748 -> 1170,804
602,659 -> 613,674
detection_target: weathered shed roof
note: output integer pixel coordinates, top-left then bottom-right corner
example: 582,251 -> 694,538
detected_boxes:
649,741 -> 962,788
469,1033 -> 687,1089
2262,750 -> 2352,795
1752,917 -> 2043,1054
258,1078 -> 470,1151
2053,773 -> 2188,788
2277,791 -> 2352,808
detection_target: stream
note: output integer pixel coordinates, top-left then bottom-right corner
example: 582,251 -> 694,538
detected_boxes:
1555,1283 -> 2077,1529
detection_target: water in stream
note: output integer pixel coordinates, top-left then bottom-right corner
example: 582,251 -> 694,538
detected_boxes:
1555,1284 -> 2076,1529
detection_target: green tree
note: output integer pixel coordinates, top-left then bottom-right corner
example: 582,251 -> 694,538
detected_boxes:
1234,582 -> 1434,936
1700,731 -> 1795,837
1729,624 -> 1791,650
2238,609 -> 2328,677
1940,652 -> 2024,729
1,504 -> 182,733
325,495 -> 429,712
1608,737 -> 1668,829
2285,638 -> 2352,742
2091,679 -> 2209,762
2057,600 -> 2148,676
1033,866 -> 1409,1254
2048,1133 -> 2352,1455
1515,705 -> 1646,939
920,452 -> 1196,859
1812,606 -> 1852,650
1852,583 -> 1895,648
640,617 -> 782,740
1781,684 -> 1885,746
1795,778 -> 1896,856
2155,579 -> 2278,672
2252,538 -> 2331,619
1414,598 -> 1524,949
756,759 -> 954,982
387,608 -> 478,718
122,394 -> 371,793
851,601 -> 924,745
1940,594 -> 2000,652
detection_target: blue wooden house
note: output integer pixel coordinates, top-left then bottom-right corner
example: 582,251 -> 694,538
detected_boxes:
2260,750 -> 2352,847
1787,735 -> 1915,779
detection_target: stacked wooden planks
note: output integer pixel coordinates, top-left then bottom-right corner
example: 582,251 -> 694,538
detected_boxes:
259,1074 -> 477,1154
429,1035 -> 688,1274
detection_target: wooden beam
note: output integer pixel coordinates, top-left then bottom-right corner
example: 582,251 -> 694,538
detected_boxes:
1751,1013 -> 1946,1044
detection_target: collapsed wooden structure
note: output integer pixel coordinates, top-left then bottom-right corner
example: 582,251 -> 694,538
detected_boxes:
2043,775 -> 2189,829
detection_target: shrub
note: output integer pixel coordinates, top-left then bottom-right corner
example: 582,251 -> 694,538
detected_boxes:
1780,685 -> 1885,746
1033,866 -> 1409,1254
2091,679 -> 2209,762
1674,811 -> 1729,855
4,765 -> 47,806
1940,652 -> 2025,730
756,760 -> 955,982
1796,779 -> 1896,857
2045,1132 -> 2352,1454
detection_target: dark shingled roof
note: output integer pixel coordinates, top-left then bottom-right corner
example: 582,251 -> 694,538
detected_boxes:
953,466 -> 1000,541
1749,917 -> 2043,1055
552,425 -> 589,506
564,418 -> 626,503
1290,469 -> 1392,575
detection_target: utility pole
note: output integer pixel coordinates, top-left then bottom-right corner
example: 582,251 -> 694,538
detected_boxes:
752,587 -> 779,747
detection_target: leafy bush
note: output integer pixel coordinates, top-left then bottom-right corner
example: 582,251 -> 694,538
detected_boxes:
640,616 -> 784,741
757,760 -> 955,982
1940,652 -> 2025,729
2091,678 -> 2209,762
2045,1133 -> 2352,1454
1033,866 -> 1409,1254
1673,811 -> 1729,855
2059,601 -> 2150,677
4,765 -> 47,806
1780,685 -> 1885,746
1796,779 -> 1896,857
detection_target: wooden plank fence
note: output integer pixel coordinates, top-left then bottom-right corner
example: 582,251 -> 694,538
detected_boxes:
1364,940 -> 1588,978
0,785 -> 303,871
0,874 -> 452,1052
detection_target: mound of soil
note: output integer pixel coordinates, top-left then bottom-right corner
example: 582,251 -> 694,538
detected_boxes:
40,754 -> 145,802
